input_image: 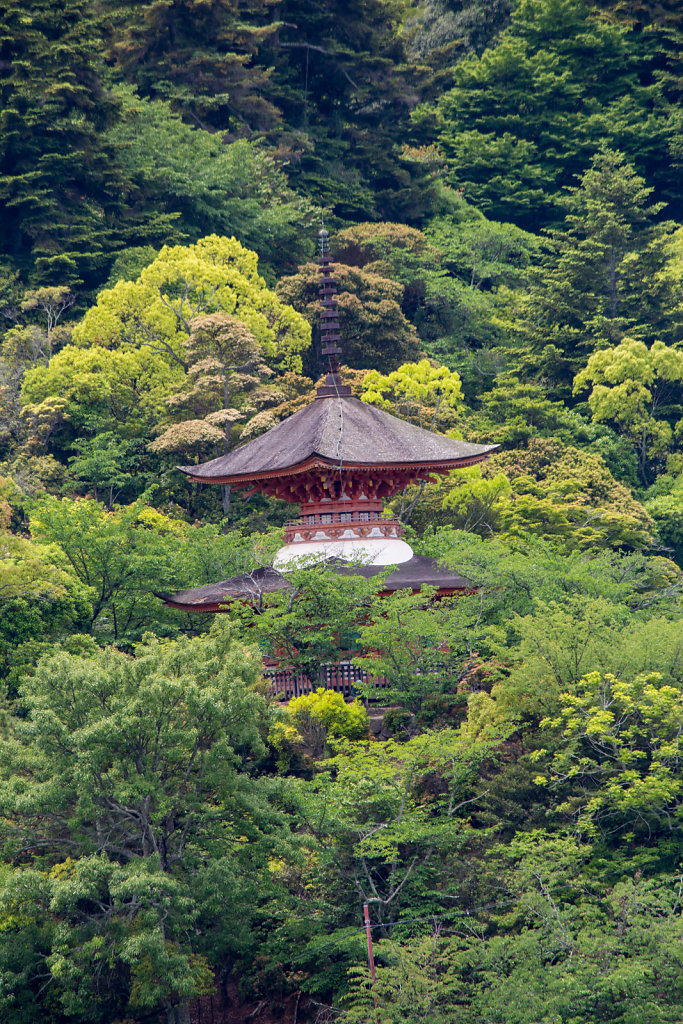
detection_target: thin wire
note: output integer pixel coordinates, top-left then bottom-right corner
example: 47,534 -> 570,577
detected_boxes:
324,234 -> 344,482
335,382 -> 344,482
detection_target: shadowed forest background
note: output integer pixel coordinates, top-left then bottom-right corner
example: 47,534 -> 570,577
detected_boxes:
2,1 -> 683,1021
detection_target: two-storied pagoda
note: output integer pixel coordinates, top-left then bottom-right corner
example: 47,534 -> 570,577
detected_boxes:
159,229 -> 497,619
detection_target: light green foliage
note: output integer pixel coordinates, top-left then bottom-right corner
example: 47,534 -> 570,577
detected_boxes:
20,237 -> 310,453
67,433 -> 141,507
148,313 -> 276,485
0,624 -> 265,859
492,597 -> 683,725
647,487 -> 683,559
421,208 -> 542,364
0,531 -> 93,694
252,561 -> 384,686
361,359 -> 464,522
299,730 -> 493,933
0,623 -> 275,1021
574,337 -> 683,483
289,689 -> 368,741
362,358 -> 463,431
28,497 -> 183,640
0,531 -> 87,609
499,447 -> 654,550
270,689 -> 369,766
426,207 -> 541,291
342,935 -> 441,1024
27,496 -> 280,643
541,669 -> 683,834
73,235 -> 310,370
416,441 -> 652,550
660,224 -> 683,303
417,528 -> 680,618
355,587 -> 485,714
106,88 -> 315,279
21,344 -> 181,441
645,462 -> 683,562
439,465 -> 512,534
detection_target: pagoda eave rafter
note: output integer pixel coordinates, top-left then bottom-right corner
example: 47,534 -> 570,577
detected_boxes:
179,452 -> 491,490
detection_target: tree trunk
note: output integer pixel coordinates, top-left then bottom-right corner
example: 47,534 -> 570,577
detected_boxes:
609,245 -> 618,319
167,1001 -> 191,1024
638,424 -> 649,486
221,483 -> 231,516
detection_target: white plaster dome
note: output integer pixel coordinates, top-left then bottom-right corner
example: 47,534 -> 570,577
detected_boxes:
273,536 -> 414,568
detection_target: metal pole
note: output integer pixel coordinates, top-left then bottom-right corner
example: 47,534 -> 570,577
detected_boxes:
363,903 -> 379,1022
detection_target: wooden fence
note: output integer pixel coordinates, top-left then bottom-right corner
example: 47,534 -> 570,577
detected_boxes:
264,660 -> 389,700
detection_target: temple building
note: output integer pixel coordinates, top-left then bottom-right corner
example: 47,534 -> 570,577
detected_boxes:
158,229 -> 497,692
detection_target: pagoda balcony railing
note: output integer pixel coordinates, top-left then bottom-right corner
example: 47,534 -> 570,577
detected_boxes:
285,510 -> 393,527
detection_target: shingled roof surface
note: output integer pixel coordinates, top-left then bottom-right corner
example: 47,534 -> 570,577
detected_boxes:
179,395 -> 496,481
156,555 -> 473,611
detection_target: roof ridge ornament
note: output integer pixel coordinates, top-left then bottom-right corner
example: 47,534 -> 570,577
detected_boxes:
316,225 -> 352,399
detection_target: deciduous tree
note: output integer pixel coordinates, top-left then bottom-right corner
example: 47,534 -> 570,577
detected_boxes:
0,624 -> 275,1023
573,337 -> 683,483
276,260 -> 419,376
73,235 -> 310,372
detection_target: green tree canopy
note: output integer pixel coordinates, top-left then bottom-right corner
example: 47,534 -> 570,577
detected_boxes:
276,260 -> 420,376
0,624 -> 279,1023
431,0 -> 676,229
106,0 -> 280,133
0,0 -> 128,287
255,0 -> 444,222
573,337 -> 683,484
72,235 -> 310,371
523,147 -> 679,391
105,88 -> 316,280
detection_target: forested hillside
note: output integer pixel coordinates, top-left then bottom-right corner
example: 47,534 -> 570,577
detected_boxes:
1,1 -> 683,1022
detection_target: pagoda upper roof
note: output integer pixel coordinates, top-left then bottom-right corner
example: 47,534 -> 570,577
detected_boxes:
179,394 -> 497,484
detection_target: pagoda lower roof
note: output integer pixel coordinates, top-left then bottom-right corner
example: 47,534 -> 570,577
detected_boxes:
179,395 -> 497,484
156,555 -> 474,612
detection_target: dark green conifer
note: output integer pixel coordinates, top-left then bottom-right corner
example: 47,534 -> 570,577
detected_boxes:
434,0 -> 677,228
523,147 -> 679,395
104,0 -> 281,134
0,0 -> 127,287
256,0 -> 443,222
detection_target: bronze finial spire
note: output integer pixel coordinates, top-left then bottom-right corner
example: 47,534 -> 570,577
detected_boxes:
316,225 -> 351,399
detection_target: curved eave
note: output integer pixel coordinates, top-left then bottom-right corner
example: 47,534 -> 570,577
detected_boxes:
154,587 -> 279,613
157,596 -> 233,613
157,585 -> 473,614
178,447 -> 499,487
